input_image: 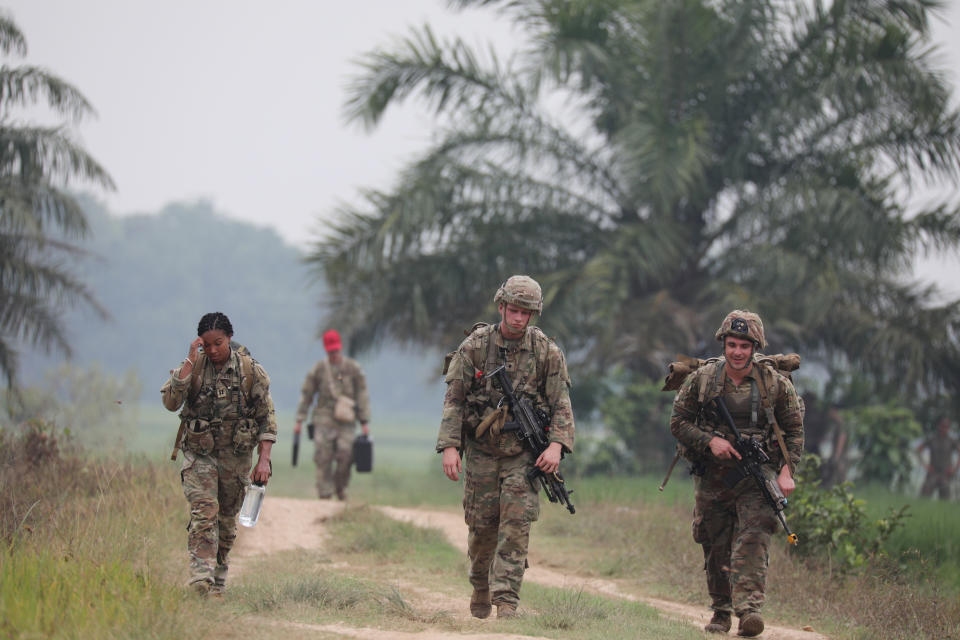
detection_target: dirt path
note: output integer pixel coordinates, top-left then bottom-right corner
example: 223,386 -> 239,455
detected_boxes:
232,497 -> 829,640
377,506 -> 828,640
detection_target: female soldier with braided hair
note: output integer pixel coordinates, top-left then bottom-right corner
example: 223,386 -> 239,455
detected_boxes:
162,312 -> 277,595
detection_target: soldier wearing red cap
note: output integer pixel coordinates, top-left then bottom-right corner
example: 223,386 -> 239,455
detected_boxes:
294,329 -> 371,500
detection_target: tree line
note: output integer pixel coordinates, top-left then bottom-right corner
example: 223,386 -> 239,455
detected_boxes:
3,3 -> 960,482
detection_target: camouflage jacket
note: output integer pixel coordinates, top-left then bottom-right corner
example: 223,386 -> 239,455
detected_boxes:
161,348 -> 278,445
295,356 -> 371,425
436,323 -> 575,457
670,359 -> 803,470
922,431 -> 960,472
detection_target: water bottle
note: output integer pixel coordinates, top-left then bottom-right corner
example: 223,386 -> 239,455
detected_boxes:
238,482 -> 265,527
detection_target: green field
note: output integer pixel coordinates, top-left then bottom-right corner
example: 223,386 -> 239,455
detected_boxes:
10,404 -> 952,639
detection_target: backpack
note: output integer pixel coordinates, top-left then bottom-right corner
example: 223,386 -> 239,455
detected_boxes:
658,352 -> 801,489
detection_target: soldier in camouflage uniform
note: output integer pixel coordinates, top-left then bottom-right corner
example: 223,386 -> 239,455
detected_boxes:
916,417 -> 960,499
670,310 -> 803,637
294,329 -> 371,500
161,312 -> 277,596
437,275 -> 575,619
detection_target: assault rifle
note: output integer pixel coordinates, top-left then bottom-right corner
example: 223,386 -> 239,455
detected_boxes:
713,397 -> 798,545
487,365 -> 576,514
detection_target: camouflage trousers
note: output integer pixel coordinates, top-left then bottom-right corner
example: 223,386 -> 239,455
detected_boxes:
462,442 -> 540,608
313,422 -> 355,498
692,465 -> 778,616
180,448 -> 252,588
920,471 -> 952,500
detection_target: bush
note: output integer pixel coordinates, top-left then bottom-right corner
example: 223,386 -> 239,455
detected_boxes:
789,454 -> 909,574
844,403 -> 921,489
0,420 -> 101,544
597,371 -> 675,471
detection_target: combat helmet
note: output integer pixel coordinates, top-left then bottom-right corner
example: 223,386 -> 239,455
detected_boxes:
494,275 -> 543,314
715,309 -> 766,350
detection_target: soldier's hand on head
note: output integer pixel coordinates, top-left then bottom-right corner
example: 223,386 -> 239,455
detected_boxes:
708,436 -> 741,461
441,446 -> 461,481
187,337 -> 202,361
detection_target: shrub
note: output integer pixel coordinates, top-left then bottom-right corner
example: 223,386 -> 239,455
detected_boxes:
789,454 -> 909,574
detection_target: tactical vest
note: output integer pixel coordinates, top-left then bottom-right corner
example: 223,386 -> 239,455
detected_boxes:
179,346 -> 260,455
447,322 -> 552,455
666,353 -> 800,472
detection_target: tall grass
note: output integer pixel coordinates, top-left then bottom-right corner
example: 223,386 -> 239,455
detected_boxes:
0,421 -> 224,639
857,484 -> 960,587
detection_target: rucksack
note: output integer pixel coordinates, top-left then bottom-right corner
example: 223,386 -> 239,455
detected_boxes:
658,352 -> 801,489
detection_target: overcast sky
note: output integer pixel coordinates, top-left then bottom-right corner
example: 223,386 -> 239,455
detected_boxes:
4,0 -> 959,293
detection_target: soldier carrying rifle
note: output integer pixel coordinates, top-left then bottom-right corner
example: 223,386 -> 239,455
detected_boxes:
668,310 -> 804,637
437,275 -> 575,620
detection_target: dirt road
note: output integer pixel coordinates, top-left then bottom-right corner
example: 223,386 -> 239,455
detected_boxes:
232,497 -> 828,640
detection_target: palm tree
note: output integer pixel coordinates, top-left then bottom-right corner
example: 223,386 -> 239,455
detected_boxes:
0,13 -> 114,387
309,0 -> 960,400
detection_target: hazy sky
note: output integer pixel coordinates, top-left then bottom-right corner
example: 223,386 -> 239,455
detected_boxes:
3,0 -> 521,244
4,0 -> 960,292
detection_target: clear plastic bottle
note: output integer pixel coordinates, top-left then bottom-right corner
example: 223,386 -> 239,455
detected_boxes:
238,482 -> 265,527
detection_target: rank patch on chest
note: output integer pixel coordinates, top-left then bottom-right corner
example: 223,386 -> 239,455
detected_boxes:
217,386 -> 227,399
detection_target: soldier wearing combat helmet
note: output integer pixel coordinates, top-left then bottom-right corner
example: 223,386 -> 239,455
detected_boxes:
437,275 -> 575,619
670,309 -> 804,636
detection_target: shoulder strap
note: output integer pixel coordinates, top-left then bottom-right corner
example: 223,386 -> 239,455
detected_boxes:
322,358 -> 338,398
483,324 -> 500,392
239,351 -> 254,397
695,359 -> 725,405
755,362 -> 793,474
189,351 -> 208,401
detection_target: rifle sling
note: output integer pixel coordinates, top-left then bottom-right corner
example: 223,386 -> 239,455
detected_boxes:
754,365 -> 794,475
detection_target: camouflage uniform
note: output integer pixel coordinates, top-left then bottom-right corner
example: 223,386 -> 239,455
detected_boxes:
919,428 -> 960,499
670,356 -> 803,618
295,357 -> 370,498
437,322 -> 575,608
161,348 -> 278,590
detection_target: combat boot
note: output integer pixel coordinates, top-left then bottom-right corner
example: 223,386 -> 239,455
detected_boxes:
705,610 -> 731,633
469,588 -> 491,619
737,612 -> 764,637
189,580 -> 211,597
210,578 -> 226,597
496,603 -> 517,619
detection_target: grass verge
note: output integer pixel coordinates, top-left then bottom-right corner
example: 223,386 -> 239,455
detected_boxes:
0,421 -> 228,639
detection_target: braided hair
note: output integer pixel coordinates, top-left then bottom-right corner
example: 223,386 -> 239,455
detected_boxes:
197,312 -> 234,337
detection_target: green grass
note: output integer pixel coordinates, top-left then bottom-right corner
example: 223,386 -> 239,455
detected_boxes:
0,423 -> 228,639
313,502 -> 705,639
856,484 -> 960,588
15,407 -> 959,639
0,548 -> 196,640
512,585 -> 699,640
